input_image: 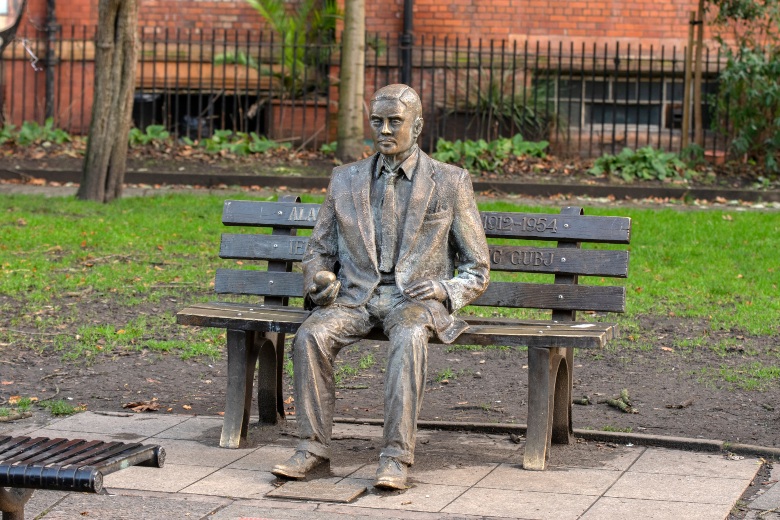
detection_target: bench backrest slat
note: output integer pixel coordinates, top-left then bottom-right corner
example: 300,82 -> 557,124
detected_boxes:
215,270 -> 304,298
223,200 -> 321,228
220,234 -> 309,262
220,234 -> 629,278
480,212 -> 631,243
222,200 -> 631,244
214,270 -> 626,313
474,281 -> 626,313
488,246 -> 628,277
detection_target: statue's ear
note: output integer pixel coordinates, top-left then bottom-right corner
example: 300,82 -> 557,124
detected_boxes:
413,117 -> 424,139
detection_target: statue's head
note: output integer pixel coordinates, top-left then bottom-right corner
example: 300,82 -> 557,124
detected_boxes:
369,84 -> 423,159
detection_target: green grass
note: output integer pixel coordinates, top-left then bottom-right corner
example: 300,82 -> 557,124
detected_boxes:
0,193 -> 778,365
435,367 -> 456,382
38,399 -> 84,416
601,425 -> 633,433
716,362 -> 780,390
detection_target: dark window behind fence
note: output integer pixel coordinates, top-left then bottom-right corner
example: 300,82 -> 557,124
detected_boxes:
0,27 -> 729,157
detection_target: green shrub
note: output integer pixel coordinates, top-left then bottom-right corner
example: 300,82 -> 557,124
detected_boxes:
4,118 -> 72,146
128,125 -> 171,147
588,147 -> 696,182
433,134 -> 548,173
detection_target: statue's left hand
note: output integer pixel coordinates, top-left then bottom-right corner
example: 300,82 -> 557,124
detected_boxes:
404,280 -> 447,302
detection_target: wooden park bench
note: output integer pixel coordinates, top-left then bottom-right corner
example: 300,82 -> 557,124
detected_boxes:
0,435 -> 165,520
176,197 -> 631,470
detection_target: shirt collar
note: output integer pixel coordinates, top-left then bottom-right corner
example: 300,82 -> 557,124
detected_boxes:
376,145 -> 419,181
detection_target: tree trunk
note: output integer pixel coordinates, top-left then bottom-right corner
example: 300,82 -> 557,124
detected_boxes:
336,0 -> 365,163
77,0 -> 139,202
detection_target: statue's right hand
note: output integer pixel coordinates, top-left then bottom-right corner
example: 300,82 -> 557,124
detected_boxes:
308,271 -> 340,306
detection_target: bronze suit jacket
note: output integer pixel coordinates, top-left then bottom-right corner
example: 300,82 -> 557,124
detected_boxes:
302,151 -> 490,343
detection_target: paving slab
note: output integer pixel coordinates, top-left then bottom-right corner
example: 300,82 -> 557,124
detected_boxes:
442,487 -> 597,519
227,444 -> 302,472
102,463 -> 217,493
35,492 -> 226,520
146,437 -> 254,467
180,467 -> 278,498
475,463 -> 622,495
629,447 -> 762,479
580,496 -> 735,520
27,427 -> 147,443
42,411 -> 189,437
342,478 -> 469,513
747,463 -> 780,511
152,415 -> 225,440
606,472 -> 756,504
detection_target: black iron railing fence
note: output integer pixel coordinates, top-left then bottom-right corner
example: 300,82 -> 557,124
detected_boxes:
0,26 -> 730,157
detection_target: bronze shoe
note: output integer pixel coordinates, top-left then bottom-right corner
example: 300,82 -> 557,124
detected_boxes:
271,450 -> 328,480
374,456 -> 408,490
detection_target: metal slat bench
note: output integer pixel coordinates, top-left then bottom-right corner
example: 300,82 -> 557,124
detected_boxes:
0,435 -> 165,520
177,197 -> 631,471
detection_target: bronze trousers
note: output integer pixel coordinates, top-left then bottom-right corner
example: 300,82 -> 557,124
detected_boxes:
293,284 -> 434,465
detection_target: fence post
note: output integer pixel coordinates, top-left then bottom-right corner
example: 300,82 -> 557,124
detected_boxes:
45,0 -> 59,121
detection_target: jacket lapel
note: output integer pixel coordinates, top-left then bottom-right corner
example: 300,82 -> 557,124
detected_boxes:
397,152 -> 435,265
350,154 -> 379,269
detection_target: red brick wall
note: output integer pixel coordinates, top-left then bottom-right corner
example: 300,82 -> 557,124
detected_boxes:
25,0 -> 703,46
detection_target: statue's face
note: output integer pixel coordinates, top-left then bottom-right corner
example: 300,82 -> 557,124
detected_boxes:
370,99 -> 422,157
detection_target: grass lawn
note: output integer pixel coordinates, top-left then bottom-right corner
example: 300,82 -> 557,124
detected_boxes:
1,193 -> 778,366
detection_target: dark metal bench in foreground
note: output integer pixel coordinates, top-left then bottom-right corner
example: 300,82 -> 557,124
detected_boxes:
177,197 -> 631,471
0,435 -> 165,520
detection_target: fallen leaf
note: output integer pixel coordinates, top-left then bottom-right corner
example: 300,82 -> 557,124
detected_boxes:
660,346 -> 674,352
122,400 -> 160,413
284,396 -> 294,404
0,381 -> 13,385
182,404 -> 192,410
218,411 -> 225,416
8,395 -> 20,404
146,378 -> 161,384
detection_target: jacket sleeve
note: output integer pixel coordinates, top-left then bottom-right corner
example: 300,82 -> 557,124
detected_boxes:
440,169 -> 490,312
301,172 -> 340,306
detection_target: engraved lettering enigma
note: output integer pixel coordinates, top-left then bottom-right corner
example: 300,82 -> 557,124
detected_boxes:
289,239 -> 307,255
288,206 -> 320,222
507,250 -> 554,267
518,217 -> 558,233
481,214 -> 513,232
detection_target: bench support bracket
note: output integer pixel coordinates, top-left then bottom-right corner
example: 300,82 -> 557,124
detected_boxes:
0,487 -> 34,520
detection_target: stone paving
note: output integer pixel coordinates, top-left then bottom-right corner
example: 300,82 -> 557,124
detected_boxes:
2,411 -> 776,519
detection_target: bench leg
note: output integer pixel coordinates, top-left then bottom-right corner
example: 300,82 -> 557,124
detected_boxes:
551,347 -> 574,444
220,329 -> 259,449
0,487 -> 34,520
524,347 -> 570,470
256,332 -> 285,424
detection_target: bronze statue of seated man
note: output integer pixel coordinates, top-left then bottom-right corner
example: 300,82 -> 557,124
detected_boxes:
272,84 -> 490,490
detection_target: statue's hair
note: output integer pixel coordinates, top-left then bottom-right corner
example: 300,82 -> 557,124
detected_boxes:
370,84 -> 422,119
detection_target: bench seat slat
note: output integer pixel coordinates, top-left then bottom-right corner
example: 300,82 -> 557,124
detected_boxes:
1,438 -> 71,464
176,303 -> 616,349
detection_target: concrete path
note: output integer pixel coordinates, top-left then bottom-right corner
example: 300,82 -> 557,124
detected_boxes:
2,411 -> 775,520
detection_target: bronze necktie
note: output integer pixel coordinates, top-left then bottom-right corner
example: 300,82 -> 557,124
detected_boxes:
379,170 -> 399,272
